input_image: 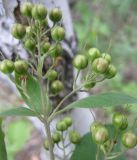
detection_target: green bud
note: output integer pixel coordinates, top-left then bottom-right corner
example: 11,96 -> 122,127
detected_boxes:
112,113 -> 128,130
122,132 -> 137,148
52,132 -> 61,143
93,127 -> 109,144
21,2 -> 33,17
51,80 -> 64,94
101,53 -> 111,64
88,48 -> 101,62
92,57 -> 109,73
0,60 -> 14,74
105,64 -> 117,79
32,4 -> 47,20
49,8 -> 62,22
42,42 -> 50,53
14,60 -> 28,75
24,39 -> 36,51
49,44 -> 62,57
47,70 -> 58,81
56,121 -> 67,131
69,131 -> 81,144
73,55 -> 88,70
63,117 -> 73,127
84,81 -> 96,89
11,24 -> 26,39
51,26 -> 65,41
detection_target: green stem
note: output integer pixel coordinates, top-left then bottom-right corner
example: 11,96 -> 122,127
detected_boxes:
44,120 -> 55,160
61,132 -> 66,160
48,86 -> 82,122
36,23 -> 54,160
96,145 -> 100,160
73,70 -> 80,90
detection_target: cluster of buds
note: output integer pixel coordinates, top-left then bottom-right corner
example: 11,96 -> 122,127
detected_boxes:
73,48 -> 117,90
44,117 -> 81,150
90,112 -> 137,158
0,2 -> 65,94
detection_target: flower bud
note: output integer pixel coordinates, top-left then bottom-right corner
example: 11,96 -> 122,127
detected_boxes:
63,117 -> 73,127
122,132 -> 137,148
51,80 -> 64,94
92,58 -> 109,73
52,132 -> 61,143
56,121 -> 67,131
49,8 -> 62,22
88,48 -> 101,62
32,4 -> 47,20
49,44 -> 62,57
84,82 -> 96,89
73,55 -> 88,70
51,26 -> 65,41
93,127 -> 109,144
11,24 -> 26,39
105,64 -> 117,79
21,2 -> 33,17
24,39 -> 36,51
47,70 -> 58,81
101,53 -> 111,64
0,60 -> 14,74
69,131 -> 81,144
14,60 -> 28,75
112,113 -> 128,130
42,42 -> 50,53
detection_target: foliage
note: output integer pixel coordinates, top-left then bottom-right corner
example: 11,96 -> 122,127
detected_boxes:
67,92 -> 137,109
0,119 -> 7,160
6,120 -> 31,160
73,0 -> 137,65
0,1 -> 137,160
71,125 -> 125,160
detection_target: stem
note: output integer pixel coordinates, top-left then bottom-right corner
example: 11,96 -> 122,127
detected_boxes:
44,120 -> 55,160
49,86 -> 82,122
61,132 -> 66,160
73,70 -> 80,90
36,23 -> 54,160
96,145 -> 100,160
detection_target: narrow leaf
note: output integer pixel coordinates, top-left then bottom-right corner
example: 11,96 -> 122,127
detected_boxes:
15,74 -> 42,113
67,92 -> 137,109
0,107 -> 37,117
0,119 -> 7,160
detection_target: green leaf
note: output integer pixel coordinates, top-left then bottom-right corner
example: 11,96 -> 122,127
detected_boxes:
0,107 -> 37,117
67,92 -> 137,109
0,119 -> 7,160
6,120 -> 31,160
15,74 -> 42,113
71,125 -> 125,160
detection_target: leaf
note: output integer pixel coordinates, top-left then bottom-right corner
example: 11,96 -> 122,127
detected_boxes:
67,92 -> 137,109
6,120 -> 31,159
15,73 -> 42,113
0,107 -> 37,117
71,125 -> 125,160
0,119 -> 7,160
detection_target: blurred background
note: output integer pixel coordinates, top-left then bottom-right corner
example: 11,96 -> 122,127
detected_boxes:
1,0 -> 137,159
